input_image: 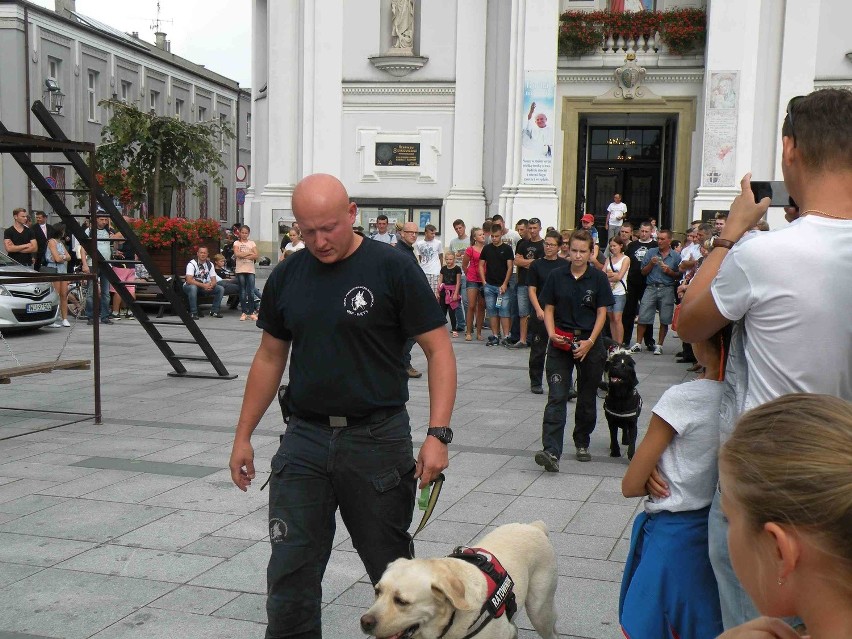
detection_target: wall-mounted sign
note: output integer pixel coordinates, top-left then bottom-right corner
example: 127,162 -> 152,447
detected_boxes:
375,142 -> 420,167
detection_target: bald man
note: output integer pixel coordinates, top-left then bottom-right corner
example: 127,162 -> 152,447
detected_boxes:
229,174 -> 456,639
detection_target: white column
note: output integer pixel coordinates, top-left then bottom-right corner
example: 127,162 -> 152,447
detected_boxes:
498,0 -> 560,231
255,0 -> 300,252
692,0 -> 766,217
443,0 -> 488,235
301,0 -> 343,177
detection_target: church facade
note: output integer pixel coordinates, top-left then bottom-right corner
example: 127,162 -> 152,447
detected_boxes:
246,0 -> 852,254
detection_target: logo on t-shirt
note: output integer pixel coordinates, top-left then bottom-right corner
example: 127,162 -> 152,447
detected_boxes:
344,286 -> 374,316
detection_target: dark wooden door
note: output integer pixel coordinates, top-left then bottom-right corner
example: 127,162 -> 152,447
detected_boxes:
622,168 -> 660,228
587,168 -> 619,228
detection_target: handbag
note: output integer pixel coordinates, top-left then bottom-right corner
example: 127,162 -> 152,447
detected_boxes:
672,304 -> 681,332
552,327 -> 575,351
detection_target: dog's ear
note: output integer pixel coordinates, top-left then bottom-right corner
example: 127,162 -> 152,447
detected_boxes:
431,562 -> 476,611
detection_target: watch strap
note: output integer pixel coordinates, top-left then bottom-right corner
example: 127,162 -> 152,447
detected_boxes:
712,237 -> 735,250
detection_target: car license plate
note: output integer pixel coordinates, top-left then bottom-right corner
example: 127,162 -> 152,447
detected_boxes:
26,302 -> 53,313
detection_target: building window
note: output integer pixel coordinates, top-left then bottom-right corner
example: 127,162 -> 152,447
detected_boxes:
175,98 -> 184,120
120,80 -> 132,104
199,182 -> 208,218
219,113 -> 227,151
246,112 -> 251,138
176,184 -> 186,218
247,164 -> 251,187
219,187 -> 228,221
197,105 -> 207,122
50,166 -> 66,203
87,71 -> 98,122
48,57 -> 60,81
149,89 -> 159,112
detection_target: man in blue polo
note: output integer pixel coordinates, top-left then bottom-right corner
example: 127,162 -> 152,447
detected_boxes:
630,229 -> 681,356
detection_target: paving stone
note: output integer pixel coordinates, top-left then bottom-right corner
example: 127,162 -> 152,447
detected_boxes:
149,585 -> 241,615
113,510 -> 240,551
0,494 -> 67,516
55,544 -> 224,582
408,519 -> 485,545
87,607 -> 264,638
178,536 -> 256,559
189,541 -> 269,595
522,472 -> 603,501
35,469 -> 141,498
141,477 -> 267,516
557,556 -> 625,583
0,561 -> 43,587
0,532 -> 96,567
0,499 -> 174,543
548,531 -> 618,561
564,502 -> 636,538
438,491 -> 517,525
212,592 -> 266,623
491,495 -> 583,532
474,467 -> 540,496
84,474 -> 196,503
0,568 -> 176,639
0,480 -> 61,505
209,509 -> 269,541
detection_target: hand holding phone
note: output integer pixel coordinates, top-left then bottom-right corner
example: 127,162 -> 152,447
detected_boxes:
751,180 -> 797,209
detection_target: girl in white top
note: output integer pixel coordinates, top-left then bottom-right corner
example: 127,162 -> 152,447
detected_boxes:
619,333 -> 725,639
604,236 -> 630,346
279,227 -> 305,262
46,224 -> 72,327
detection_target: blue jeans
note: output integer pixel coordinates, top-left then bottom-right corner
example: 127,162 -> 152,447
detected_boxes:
483,283 -> 511,318
266,412 -> 416,638
84,270 -> 111,321
182,283 -> 224,314
455,275 -> 467,332
237,273 -> 257,314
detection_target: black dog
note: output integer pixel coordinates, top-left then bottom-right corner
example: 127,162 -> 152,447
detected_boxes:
603,350 -> 642,459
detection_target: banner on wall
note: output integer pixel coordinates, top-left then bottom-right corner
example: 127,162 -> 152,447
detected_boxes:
701,71 -> 740,188
521,70 -> 556,185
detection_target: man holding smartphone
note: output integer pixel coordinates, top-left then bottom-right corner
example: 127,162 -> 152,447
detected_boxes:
677,88 -> 852,631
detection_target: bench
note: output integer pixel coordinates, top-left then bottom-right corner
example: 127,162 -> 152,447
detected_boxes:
0,359 -> 91,384
132,277 -> 227,318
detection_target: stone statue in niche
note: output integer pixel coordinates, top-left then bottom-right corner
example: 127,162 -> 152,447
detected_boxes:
391,0 -> 414,52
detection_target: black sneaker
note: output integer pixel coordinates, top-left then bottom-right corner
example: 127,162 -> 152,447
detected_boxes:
530,384 -> 543,395
190,313 -> 201,320
534,450 -> 559,472
486,335 -> 498,347
575,447 -> 592,462
100,317 -> 114,325
209,311 -> 223,318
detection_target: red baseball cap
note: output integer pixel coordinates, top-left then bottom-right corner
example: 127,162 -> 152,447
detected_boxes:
581,214 -> 595,224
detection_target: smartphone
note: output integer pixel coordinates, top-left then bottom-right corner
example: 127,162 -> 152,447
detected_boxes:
751,181 -> 797,208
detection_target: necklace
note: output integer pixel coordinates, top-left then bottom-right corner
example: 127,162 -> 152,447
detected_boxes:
801,209 -> 851,220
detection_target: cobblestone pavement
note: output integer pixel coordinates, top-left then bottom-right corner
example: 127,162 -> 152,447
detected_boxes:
0,290 -> 694,638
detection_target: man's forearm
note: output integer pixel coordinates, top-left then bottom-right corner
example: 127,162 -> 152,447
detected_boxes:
529,288 -> 542,314
426,347 -> 456,427
235,340 -> 289,442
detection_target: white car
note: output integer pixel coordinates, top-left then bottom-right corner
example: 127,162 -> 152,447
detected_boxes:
0,251 -> 60,331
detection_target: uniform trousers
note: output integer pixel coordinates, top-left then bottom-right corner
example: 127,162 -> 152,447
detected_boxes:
265,411 -> 416,638
528,314 -> 548,387
541,339 -> 605,457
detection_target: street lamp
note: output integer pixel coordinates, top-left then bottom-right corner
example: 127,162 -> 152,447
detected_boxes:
44,78 -> 65,114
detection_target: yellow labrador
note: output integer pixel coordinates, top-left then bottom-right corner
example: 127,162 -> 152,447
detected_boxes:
361,521 -> 558,639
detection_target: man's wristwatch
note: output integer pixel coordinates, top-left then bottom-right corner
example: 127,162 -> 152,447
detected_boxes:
426,427 -> 453,444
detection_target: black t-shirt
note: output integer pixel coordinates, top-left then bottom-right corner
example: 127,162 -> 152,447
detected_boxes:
396,241 -> 417,264
479,242 -> 514,286
439,265 -> 462,287
527,258 -> 567,291
257,238 -> 446,417
625,240 -> 657,286
4,226 -> 35,266
539,265 -> 614,332
515,239 -> 545,285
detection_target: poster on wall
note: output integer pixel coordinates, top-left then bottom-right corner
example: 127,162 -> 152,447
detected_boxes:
521,70 -> 556,185
701,71 -> 740,188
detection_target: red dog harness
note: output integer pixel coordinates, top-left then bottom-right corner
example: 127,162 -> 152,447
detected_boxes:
440,546 -> 517,638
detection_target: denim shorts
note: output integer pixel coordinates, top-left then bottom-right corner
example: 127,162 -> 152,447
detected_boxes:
516,285 -> 531,317
639,284 -> 676,325
483,283 -> 511,318
608,294 -> 626,313
465,280 -> 483,292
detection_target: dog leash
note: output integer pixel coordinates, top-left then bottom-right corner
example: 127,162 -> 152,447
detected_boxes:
412,473 -> 445,538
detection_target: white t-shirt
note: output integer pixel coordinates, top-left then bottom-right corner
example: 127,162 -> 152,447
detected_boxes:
370,232 -> 396,245
645,379 -> 722,514
284,241 -> 305,253
711,216 -> 852,441
607,202 -> 627,226
186,259 -> 216,284
605,255 -> 628,296
680,242 -> 703,263
414,238 -> 443,275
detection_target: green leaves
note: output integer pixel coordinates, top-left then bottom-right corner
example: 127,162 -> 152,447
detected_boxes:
75,99 -> 234,216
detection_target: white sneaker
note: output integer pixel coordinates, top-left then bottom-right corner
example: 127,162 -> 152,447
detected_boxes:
629,343 -> 642,354
653,345 -> 663,356
61,319 -> 71,327
50,321 -> 62,328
